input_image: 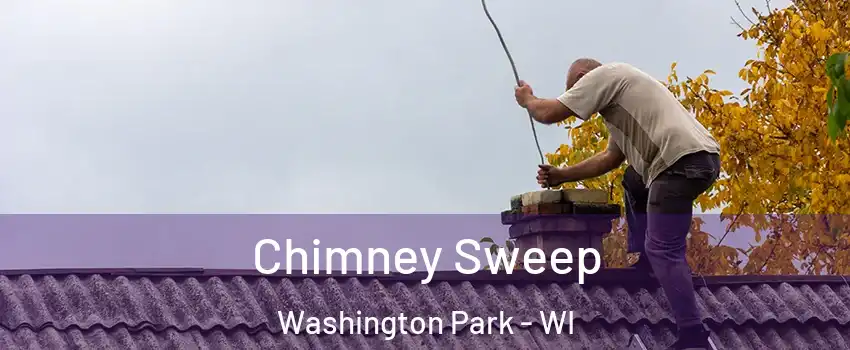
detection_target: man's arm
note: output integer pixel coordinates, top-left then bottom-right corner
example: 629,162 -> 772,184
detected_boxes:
559,141 -> 625,182
523,97 -> 576,125
517,66 -> 619,125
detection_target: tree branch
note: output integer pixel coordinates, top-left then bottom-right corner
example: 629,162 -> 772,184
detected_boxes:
755,216 -> 783,273
734,0 -> 757,25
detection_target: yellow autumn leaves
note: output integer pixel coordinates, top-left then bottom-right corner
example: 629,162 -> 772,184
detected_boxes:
549,0 -> 850,274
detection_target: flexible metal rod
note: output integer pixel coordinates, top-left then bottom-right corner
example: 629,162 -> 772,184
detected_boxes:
629,334 -> 648,350
480,0 -> 546,166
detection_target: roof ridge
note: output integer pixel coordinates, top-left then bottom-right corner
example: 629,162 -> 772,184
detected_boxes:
1,268 -> 849,287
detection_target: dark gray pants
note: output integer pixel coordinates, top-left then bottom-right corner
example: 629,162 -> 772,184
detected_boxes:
622,151 -> 720,328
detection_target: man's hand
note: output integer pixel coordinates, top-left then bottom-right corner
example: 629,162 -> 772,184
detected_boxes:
514,80 -> 534,108
514,81 -> 573,124
537,164 -> 569,188
537,148 -> 625,187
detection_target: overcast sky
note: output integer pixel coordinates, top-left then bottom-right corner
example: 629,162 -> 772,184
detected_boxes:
0,0 -> 788,214
0,1 -> 787,268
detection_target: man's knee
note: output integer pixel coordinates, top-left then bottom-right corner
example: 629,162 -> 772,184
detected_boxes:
644,234 -> 687,263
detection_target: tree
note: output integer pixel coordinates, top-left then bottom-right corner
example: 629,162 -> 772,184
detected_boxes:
826,52 -> 850,140
545,0 -> 850,275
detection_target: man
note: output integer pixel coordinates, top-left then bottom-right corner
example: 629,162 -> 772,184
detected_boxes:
513,58 -> 721,350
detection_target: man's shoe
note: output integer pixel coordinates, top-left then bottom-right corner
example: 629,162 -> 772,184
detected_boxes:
667,325 -> 711,349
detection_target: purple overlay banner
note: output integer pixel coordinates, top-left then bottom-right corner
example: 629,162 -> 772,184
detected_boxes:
0,214 -> 842,278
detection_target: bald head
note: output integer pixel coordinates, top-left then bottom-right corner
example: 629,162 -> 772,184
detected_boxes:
566,58 -> 602,90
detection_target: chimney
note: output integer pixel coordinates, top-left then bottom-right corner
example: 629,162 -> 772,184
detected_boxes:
501,189 -> 621,270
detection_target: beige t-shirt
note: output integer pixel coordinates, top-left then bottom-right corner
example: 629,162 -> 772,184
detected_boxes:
557,62 -> 720,187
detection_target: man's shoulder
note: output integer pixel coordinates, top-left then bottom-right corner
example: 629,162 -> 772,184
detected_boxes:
600,61 -> 631,70
602,62 -> 629,68
583,63 -> 641,84
599,62 -> 645,77
598,63 -> 665,91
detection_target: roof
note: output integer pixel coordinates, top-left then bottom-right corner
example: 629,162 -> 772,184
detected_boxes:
0,268 -> 849,349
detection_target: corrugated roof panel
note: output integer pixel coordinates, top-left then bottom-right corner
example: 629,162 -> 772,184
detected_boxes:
2,274 -> 849,332
1,272 -> 849,349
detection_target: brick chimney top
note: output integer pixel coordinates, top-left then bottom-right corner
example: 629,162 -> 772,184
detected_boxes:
501,188 -> 621,269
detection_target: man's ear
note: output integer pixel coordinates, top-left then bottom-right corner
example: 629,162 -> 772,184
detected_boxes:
567,72 -> 586,90
576,72 -> 586,82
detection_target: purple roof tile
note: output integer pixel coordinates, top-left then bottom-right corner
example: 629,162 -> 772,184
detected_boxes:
0,269 -> 848,349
